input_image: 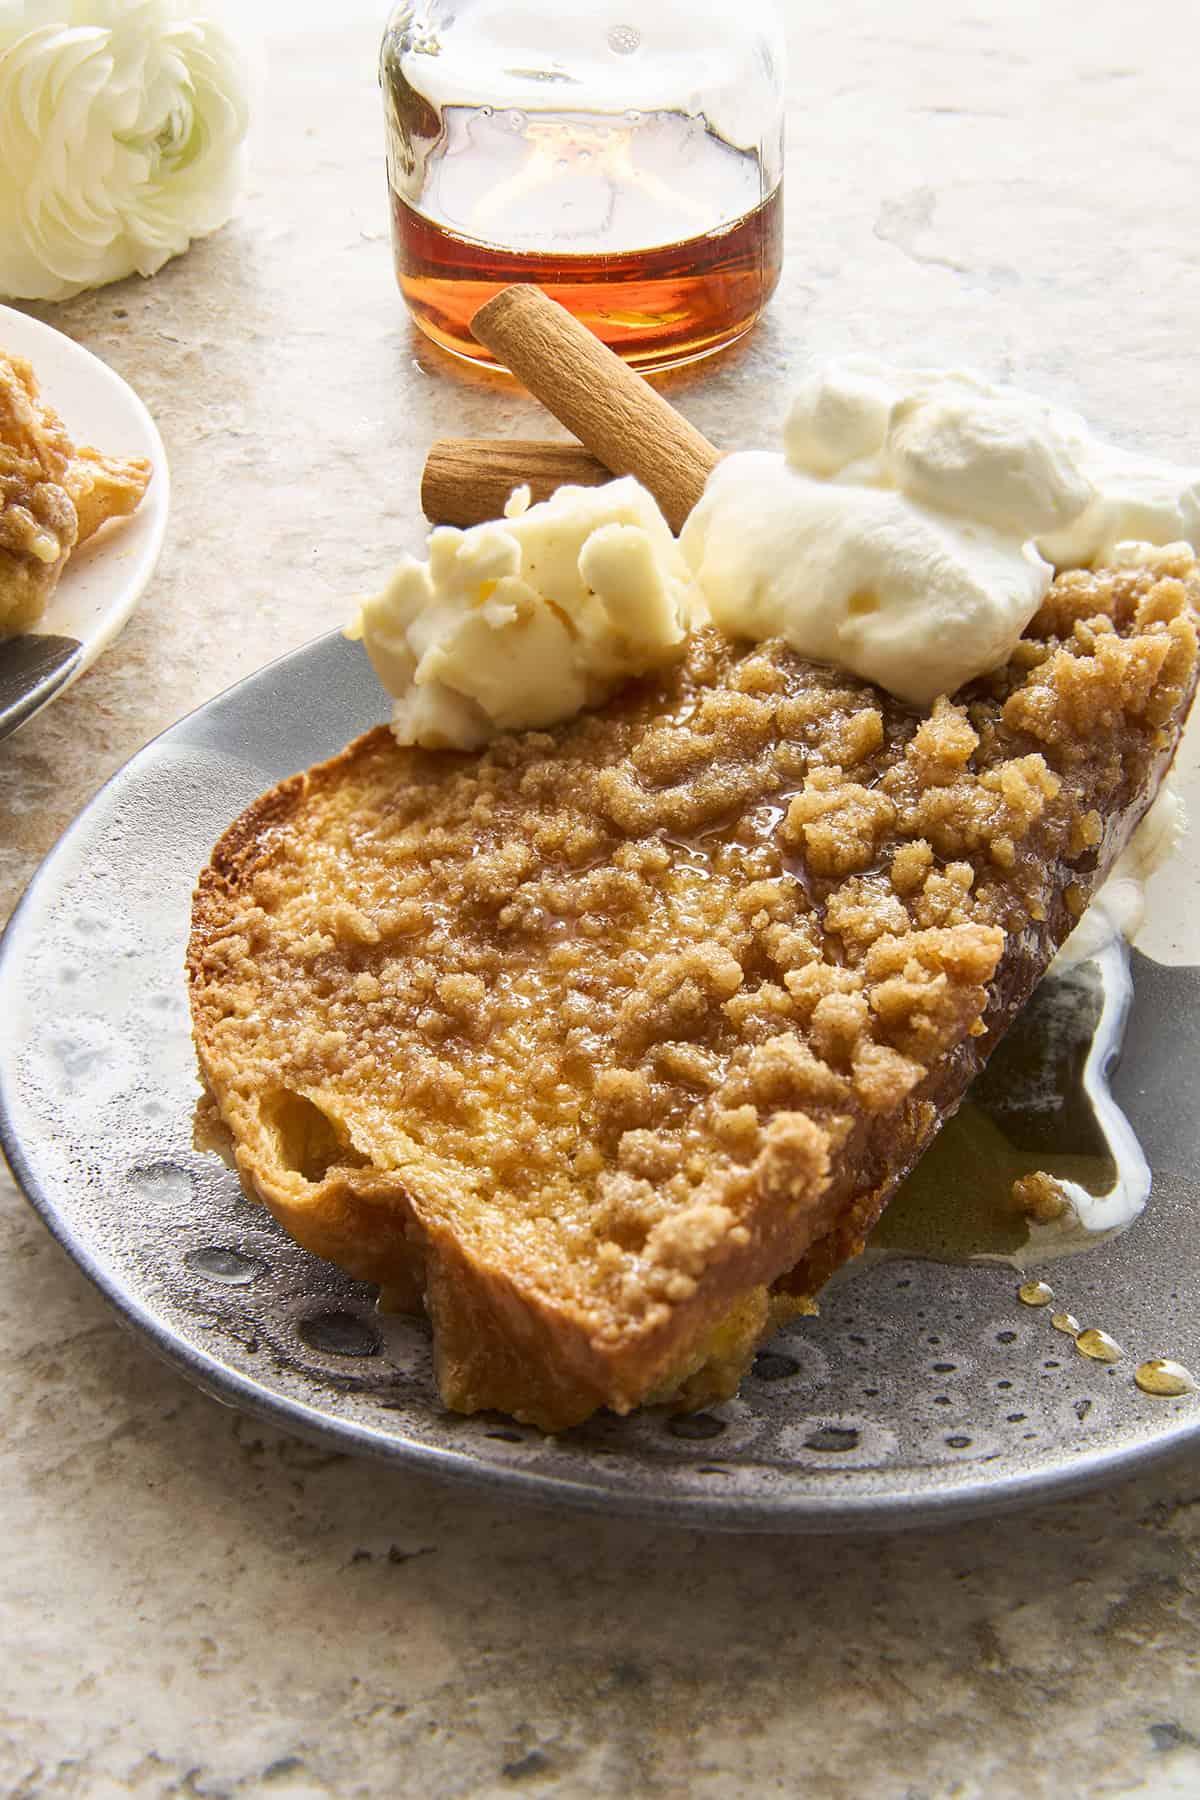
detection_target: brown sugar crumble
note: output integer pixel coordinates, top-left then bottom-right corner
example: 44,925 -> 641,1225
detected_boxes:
1011,1170 -> 1071,1223
189,552 -> 1199,1429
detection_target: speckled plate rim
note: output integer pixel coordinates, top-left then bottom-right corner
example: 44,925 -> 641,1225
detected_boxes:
0,303 -> 170,738
2,630 -> 1199,1534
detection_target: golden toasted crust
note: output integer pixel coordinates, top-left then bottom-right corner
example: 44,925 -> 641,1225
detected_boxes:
188,553 -> 1199,1428
0,350 -> 151,637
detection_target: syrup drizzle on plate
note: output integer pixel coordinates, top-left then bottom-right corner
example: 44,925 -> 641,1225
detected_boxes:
869,935 -> 1149,1268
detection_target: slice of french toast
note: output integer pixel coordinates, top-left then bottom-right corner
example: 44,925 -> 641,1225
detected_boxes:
188,552 -> 1198,1429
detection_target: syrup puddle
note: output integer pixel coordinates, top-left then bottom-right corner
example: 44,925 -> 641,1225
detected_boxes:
871,781 -> 1196,1272
869,938 -> 1200,1273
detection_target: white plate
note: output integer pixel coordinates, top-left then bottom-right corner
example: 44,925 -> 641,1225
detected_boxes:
0,303 -> 169,738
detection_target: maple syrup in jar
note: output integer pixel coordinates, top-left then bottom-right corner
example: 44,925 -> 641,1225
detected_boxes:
380,2 -> 786,370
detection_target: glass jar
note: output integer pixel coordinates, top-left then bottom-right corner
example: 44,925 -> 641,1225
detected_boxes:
380,0 -> 786,370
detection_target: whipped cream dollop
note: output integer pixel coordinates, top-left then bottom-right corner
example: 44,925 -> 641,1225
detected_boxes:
349,478 -> 705,749
1040,437 -> 1200,569
681,357 -> 1200,704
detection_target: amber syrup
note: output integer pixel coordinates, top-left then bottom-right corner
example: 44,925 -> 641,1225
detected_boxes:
391,186 -> 782,370
383,101 -> 782,369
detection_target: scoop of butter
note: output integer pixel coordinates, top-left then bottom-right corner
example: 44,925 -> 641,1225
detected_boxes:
349,477 -> 706,749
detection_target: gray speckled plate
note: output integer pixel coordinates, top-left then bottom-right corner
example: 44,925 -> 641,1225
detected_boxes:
1,630 -> 1198,1532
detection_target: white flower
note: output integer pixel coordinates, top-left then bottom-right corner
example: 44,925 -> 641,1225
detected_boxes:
0,0 -> 249,301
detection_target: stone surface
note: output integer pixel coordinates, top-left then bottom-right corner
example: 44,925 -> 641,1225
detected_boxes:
2,2 -> 1200,1795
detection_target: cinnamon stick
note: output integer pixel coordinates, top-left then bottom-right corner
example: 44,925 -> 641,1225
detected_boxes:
470,286 -> 722,533
422,438 -> 610,527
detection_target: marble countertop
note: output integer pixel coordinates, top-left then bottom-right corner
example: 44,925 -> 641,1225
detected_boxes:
3,3 -> 1200,1794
